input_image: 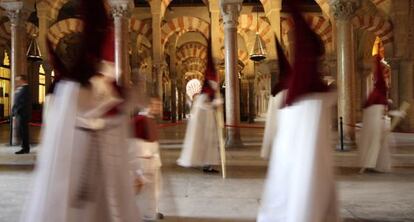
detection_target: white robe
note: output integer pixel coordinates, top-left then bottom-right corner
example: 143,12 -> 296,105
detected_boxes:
21,80 -> 140,222
260,90 -> 286,159
177,94 -> 220,167
258,92 -> 339,222
359,105 -> 391,172
129,139 -> 162,221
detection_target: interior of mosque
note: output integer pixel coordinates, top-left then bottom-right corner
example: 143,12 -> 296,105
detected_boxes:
0,0 -> 412,132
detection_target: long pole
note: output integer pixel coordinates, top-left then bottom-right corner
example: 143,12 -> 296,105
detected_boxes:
215,91 -> 226,179
339,117 -> 344,151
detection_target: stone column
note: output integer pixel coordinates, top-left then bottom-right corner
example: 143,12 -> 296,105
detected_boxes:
1,1 -> 30,145
36,2 -> 51,61
221,0 -> 243,147
247,78 -> 256,123
388,58 -> 400,110
110,1 -> 131,86
182,91 -> 187,119
149,0 -> 164,98
177,85 -> 183,121
331,0 -> 359,149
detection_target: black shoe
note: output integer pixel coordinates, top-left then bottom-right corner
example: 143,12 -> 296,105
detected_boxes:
156,212 -> 164,220
203,167 -> 219,174
15,149 -> 30,154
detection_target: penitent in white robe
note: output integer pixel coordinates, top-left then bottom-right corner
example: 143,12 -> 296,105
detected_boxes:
177,94 -> 220,167
257,92 -> 339,222
21,80 -> 140,222
359,105 -> 391,172
260,90 -> 286,159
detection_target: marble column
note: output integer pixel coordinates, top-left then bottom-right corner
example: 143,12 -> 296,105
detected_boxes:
221,0 -> 243,147
110,1 -> 131,86
149,0 -> 163,98
1,2 -> 30,145
182,91 -> 187,119
388,58 -> 400,110
177,86 -> 183,121
36,2 -> 50,61
331,0 -> 359,149
247,78 -> 256,123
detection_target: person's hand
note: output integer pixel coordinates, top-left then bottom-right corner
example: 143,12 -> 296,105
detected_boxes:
134,177 -> 145,194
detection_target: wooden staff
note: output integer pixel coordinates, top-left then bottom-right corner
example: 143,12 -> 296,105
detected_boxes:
214,91 -> 227,179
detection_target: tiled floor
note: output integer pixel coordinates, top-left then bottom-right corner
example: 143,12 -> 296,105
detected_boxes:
0,122 -> 414,222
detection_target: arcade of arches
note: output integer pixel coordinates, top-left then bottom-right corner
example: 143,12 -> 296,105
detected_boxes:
0,0 -> 413,143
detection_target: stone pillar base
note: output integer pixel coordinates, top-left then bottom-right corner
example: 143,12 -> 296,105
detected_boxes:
336,139 -> 356,151
225,134 -> 243,148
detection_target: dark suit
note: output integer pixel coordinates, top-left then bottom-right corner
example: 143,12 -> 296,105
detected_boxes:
12,84 -> 31,151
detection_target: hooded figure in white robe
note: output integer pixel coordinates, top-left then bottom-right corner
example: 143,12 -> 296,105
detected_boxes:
257,2 -> 339,221
177,89 -> 221,168
20,1 -> 140,221
359,54 -> 393,173
177,43 -> 222,170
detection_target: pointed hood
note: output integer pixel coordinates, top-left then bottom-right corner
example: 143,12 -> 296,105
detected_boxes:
284,0 -> 328,106
201,40 -> 218,101
97,26 -> 116,79
271,38 -> 292,96
364,54 -> 388,108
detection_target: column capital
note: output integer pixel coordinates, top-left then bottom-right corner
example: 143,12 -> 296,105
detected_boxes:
109,0 -> 132,18
220,0 -> 242,29
330,0 -> 359,21
0,1 -> 31,27
209,0 -> 220,13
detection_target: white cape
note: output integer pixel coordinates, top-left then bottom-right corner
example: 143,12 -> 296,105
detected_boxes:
359,105 -> 391,172
21,81 -> 140,222
177,94 -> 220,167
260,90 -> 286,159
258,92 -> 339,222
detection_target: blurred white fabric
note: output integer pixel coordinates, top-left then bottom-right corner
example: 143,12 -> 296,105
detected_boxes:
258,92 -> 339,222
20,81 -> 140,222
177,94 -> 220,167
359,105 -> 391,172
260,90 -> 286,159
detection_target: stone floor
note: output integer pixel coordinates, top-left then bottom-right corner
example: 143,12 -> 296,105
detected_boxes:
0,123 -> 414,222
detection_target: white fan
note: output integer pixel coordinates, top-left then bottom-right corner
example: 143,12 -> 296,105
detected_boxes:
186,79 -> 202,100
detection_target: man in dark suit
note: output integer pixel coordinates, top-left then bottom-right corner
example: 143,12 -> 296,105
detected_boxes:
12,75 -> 31,154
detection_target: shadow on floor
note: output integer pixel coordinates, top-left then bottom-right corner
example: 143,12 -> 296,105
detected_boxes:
343,219 -> 408,222
163,217 -> 254,222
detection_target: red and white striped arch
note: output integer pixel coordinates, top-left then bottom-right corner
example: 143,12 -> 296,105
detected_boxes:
184,71 -> 204,84
47,18 -> 83,49
130,18 -> 152,41
161,16 -> 210,48
0,22 -> 39,46
352,15 -> 393,45
281,15 -> 332,45
43,0 -> 69,22
181,57 -> 207,74
176,42 -> 207,64
238,14 -> 273,46
218,14 -> 273,49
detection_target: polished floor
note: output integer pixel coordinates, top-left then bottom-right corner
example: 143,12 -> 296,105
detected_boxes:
0,123 -> 413,222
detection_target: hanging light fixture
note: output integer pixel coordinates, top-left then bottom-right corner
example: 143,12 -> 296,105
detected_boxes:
27,34 -> 42,61
249,5 -> 266,62
27,0 -> 42,62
